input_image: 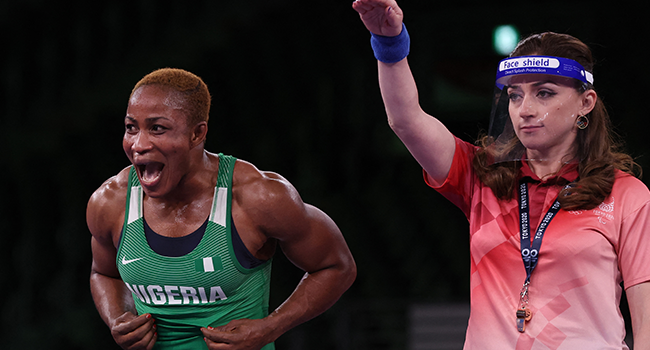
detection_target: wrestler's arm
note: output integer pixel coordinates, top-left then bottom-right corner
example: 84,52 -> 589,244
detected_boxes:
88,169 -> 157,350
202,162 -> 357,349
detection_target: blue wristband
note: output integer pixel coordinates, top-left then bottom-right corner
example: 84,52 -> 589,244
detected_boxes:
370,23 -> 410,63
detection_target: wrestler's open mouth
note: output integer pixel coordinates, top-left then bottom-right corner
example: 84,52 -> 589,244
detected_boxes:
137,162 -> 164,185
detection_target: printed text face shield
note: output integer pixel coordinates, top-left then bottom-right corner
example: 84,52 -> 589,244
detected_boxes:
486,56 -> 594,165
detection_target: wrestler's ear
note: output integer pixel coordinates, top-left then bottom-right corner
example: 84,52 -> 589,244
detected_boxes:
190,121 -> 208,147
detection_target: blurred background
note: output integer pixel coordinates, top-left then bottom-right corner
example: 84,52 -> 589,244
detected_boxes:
1,1 -> 648,349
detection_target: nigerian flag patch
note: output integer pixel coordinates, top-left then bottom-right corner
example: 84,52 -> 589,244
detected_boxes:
195,256 -> 223,272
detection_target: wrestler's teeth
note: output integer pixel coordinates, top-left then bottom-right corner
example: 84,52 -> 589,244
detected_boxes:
141,162 -> 163,183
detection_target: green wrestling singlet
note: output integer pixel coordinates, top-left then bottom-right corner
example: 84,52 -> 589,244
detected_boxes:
117,154 -> 274,350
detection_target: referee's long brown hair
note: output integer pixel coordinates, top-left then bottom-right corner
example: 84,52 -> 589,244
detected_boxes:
473,32 -> 639,210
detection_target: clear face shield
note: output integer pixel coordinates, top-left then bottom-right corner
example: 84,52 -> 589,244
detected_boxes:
485,55 -> 595,165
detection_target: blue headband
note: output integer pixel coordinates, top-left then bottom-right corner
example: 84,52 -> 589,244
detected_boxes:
495,55 -> 594,88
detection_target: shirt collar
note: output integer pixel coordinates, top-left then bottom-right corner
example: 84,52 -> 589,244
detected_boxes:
519,160 -> 579,185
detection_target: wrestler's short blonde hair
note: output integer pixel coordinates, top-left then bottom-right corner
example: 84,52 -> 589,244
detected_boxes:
131,68 -> 211,126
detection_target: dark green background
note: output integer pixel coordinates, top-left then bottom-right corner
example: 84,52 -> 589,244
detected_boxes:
1,1 -> 647,349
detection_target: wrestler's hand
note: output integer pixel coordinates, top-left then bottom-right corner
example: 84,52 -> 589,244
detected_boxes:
110,312 -> 157,350
201,318 -> 273,350
352,0 -> 404,37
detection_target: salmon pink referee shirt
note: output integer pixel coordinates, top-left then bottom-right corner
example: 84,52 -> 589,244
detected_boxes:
425,137 -> 650,350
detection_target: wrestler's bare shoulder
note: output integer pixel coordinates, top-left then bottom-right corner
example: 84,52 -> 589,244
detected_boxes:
90,167 -> 131,206
232,158 -> 293,194
87,166 -> 131,243
231,158 -> 306,233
